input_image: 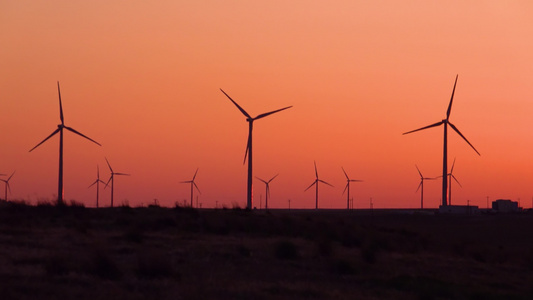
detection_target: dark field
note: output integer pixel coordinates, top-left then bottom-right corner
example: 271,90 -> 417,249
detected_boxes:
1,202 -> 533,299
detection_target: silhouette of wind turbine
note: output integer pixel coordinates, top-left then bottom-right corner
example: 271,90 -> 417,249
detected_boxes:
305,161 -> 333,209
438,158 -> 462,206
415,165 -> 435,209
1,171 -> 15,202
220,89 -> 292,210
342,167 -> 362,210
88,165 -> 105,208
29,82 -> 101,205
256,174 -> 278,210
403,75 -> 480,207
181,168 -> 201,208
104,158 -> 129,207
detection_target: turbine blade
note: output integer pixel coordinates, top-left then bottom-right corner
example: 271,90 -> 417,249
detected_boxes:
29,128 -> 61,152
446,75 -> 459,119
181,180 -> 192,184
268,174 -> 279,183
58,81 -> 64,125
341,167 -> 349,180
64,126 -> 101,146
193,168 -> 199,180
88,180 -> 98,188
350,180 -> 363,182
7,171 -> 15,181
304,180 -> 317,191
314,161 -> 318,178
105,157 -> 113,173
115,173 -> 130,176
220,89 -> 251,118
415,165 -> 423,178
452,175 -> 462,187
193,182 -> 201,194
243,130 -> 251,165
318,179 -> 334,187
104,176 -> 112,188
448,122 -> 480,155
342,183 -> 348,195
450,157 -> 457,173
403,121 -> 444,135
255,176 -> 268,184
266,185 -> 270,198
416,181 -> 422,192
254,106 -> 292,120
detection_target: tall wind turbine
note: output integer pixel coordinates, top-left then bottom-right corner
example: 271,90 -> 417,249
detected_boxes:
220,89 -> 292,210
403,75 -> 480,207
305,161 -> 333,209
104,158 -> 129,207
342,167 -> 362,210
29,82 -> 101,205
181,168 -> 201,208
88,165 -> 105,208
1,171 -> 15,202
255,174 -> 278,210
415,165 -> 435,209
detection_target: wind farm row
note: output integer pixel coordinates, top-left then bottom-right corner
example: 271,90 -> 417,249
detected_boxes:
2,75 -> 481,210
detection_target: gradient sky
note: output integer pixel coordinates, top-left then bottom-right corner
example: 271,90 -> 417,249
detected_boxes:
2,1 -> 533,209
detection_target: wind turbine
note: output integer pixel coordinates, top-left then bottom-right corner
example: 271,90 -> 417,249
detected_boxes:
415,165 -> 435,209
443,158 -> 462,205
305,161 -> 333,209
255,174 -> 278,210
1,171 -> 15,202
104,157 -> 129,207
220,89 -> 292,210
181,168 -> 201,208
29,82 -> 101,205
88,165 -> 105,208
403,75 -> 480,207
342,167 -> 362,210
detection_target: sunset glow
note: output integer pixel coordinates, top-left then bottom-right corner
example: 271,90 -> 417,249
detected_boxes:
2,1 -> 533,209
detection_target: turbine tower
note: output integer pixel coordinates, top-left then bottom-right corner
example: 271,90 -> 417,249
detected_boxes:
88,165 -> 105,208
305,161 -> 333,209
256,174 -> 278,210
415,165 -> 435,209
403,75 -> 480,207
29,82 -> 101,206
342,167 -> 362,210
220,89 -> 292,210
104,157 -> 129,207
181,168 -> 201,208
1,171 -> 15,202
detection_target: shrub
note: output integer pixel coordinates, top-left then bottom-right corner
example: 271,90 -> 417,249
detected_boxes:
274,240 -> 299,260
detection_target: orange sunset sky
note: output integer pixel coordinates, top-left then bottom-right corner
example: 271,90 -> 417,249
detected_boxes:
1,1 -> 533,209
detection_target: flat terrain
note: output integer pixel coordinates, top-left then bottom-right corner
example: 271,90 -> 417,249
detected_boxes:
1,202 -> 533,299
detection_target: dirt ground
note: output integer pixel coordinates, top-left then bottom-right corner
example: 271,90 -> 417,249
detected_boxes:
1,202 -> 532,299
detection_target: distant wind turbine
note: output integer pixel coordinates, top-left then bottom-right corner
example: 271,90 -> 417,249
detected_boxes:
88,165 -> 105,208
1,171 -> 15,202
104,157 -> 129,207
256,174 -> 278,210
220,89 -> 292,210
342,167 -> 362,210
441,158 -> 462,205
29,82 -> 101,205
415,165 -> 435,209
305,161 -> 333,209
181,168 -> 201,208
403,75 -> 480,207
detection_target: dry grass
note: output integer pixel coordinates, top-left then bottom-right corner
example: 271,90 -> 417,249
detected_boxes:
0,201 -> 533,299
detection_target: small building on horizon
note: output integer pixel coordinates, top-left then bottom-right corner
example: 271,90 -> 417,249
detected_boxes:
492,199 -> 519,213
439,205 -> 479,215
